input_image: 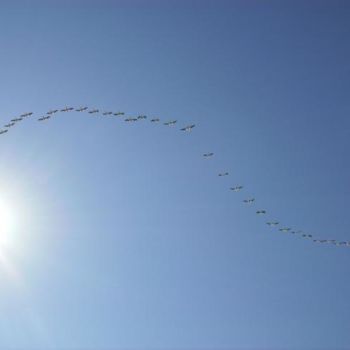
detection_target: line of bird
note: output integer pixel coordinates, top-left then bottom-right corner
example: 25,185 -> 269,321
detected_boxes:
1,106 -> 349,248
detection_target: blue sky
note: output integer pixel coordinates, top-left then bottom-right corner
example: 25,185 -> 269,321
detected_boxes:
0,1 -> 349,349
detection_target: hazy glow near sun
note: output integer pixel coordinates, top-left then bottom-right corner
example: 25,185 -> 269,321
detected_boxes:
0,199 -> 16,247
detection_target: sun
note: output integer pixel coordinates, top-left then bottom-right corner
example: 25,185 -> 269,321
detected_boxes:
0,198 -> 16,248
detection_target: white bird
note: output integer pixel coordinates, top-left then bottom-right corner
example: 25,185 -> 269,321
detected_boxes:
279,228 -> 291,233
181,124 -> 195,132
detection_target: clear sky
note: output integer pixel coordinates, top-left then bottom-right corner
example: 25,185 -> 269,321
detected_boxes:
0,1 -> 349,349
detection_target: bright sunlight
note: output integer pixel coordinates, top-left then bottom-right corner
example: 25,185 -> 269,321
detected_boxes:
0,198 -> 16,248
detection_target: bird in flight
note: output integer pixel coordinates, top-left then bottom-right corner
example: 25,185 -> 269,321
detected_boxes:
47,109 -> 58,115
11,117 -> 23,122
230,186 -> 243,192
61,107 -> 74,112
103,111 -> 113,116
243,198 -> 255,204
0,129 -> 8,135
88,109 -> 99,114
315,239 -> 330,244
279,228 -> 291,233
4,122 -> 15,128
181,124 -> 195,132
203,152 -> 214,158
301,234 -> 313,239
266,221 -> 279,226
38,116 -> 51,121
20,112 -> 33,117
76,107 -> 88,112
151,118 -> 160,122
327,239 -> 337,244
113,112 -> 124,116
256,210 -> 266,215
125,117 -> 138,122
137,115 -> 147,120
218,172 -> 229,177
164,120 -> 177,126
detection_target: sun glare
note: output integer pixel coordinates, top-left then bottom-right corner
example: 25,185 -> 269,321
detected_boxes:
0,199 -> 16,248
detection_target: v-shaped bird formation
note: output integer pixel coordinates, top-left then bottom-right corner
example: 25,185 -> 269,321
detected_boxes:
1,106 -> 349,248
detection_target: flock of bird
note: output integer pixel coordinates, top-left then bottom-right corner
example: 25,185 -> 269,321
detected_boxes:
1,106 -> 349,248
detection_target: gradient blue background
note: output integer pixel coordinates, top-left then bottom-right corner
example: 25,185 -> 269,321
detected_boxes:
0,1 -> 349,349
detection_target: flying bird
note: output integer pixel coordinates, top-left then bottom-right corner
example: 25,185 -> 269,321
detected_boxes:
230,186 -> 243,192
88,109 -> 99,114
279,228 -> 291,233
266,222 -> 279,226
11,117 -> 22,122
103,111 -> 113,116
137,115 -> 147,120
76,107 -> 88,112
151,118 -> 160,122
218,172 -> 229,177
20,112 -> 33,117
243,198 -> 255,204
47,109 -> 58,115
256,210 -> 266,215
38,116 -> 51,121
164,120 -> 177,126
203,152 -> 214,158
113,112 -> 124,116
327,240 -> 337,244
4,122 -> 15,128
125,117 -> 138,122
313,239 -> 330,243
0,129 -> 8,135
181,124 -> 195,132
61,107 -> 74,112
